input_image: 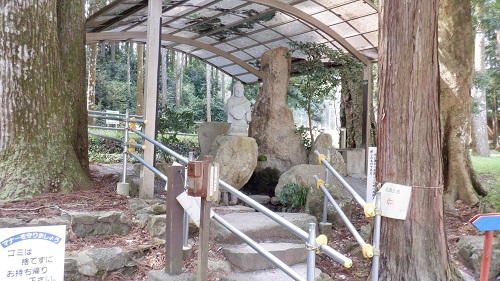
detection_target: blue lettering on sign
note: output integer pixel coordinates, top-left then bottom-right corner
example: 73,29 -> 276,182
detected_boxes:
1,232 -> 62,248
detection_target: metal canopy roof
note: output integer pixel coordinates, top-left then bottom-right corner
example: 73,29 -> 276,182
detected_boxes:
86,0 -> 378,84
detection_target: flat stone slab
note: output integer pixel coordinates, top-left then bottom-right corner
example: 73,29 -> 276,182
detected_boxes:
221,263 -> 333,281
223,242 -> 307,272
148,270 -> 196,281
211,212 -> 317,244
212,205 -> 256,215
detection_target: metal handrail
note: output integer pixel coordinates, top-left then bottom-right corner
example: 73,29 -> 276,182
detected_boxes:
88,110 -> 143,119
313,175 -> 373,258
314,150 -> 367,208
88,117 -> 355,279
133,126 -> 353,268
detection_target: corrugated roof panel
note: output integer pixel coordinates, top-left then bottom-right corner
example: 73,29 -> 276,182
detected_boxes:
293,1 -> 326,14
273,21 -> 312,37
230,51 -> 253,61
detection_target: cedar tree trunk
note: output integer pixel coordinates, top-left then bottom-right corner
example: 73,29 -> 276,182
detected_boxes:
0,0 -> 91,201
439,0 -> 484,205
377,0 -> 460,280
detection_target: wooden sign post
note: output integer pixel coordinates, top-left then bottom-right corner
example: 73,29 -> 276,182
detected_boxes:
469,213 -> 500,281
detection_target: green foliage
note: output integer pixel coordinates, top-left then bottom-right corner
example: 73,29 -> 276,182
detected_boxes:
257,155 -> 267,161
88,130 -> 140,163
471,151 -> 500,210
287,41 -> 363,142
294,125 -> 319,150
156,106 -> 200,162
278,183 -> 309,211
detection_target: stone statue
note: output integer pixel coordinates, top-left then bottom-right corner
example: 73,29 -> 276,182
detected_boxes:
226,81 -> 251,136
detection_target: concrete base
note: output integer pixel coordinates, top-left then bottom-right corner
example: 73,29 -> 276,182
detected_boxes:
117,182 -> 130,196
338,148 -> 365,175
319,222 -> 333,236
148,270 -> 196,281
183,245 -> 193,260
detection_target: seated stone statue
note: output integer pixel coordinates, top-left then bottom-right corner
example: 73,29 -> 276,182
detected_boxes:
226,81 -> 251,136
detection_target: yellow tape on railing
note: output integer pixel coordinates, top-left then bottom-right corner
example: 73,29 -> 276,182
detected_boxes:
362,244 -> 374,258
315,234 -> 328,254
317,154 -> 326,164
316,179 -> 325,190
364,203 -> 376,217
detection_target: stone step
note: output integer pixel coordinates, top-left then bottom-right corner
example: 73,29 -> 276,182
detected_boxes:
223,242 -> 307,272
221,263 -> 333,281
211,212 -> 317,244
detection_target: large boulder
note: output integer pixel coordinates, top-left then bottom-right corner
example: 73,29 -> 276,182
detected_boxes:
308,133 -> 347,176
249,47 -> 308,175
458,235 -> 500,279
275,164 -> 352,225
198,122 -> 230,156
207,135 -> 258,190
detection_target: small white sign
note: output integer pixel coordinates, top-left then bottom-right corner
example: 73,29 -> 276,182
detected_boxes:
0,225 -> 66,281
176,192 -> 215,227
366,147 -> 377,203
105,110 -> 120,125
380,183 -> 412,220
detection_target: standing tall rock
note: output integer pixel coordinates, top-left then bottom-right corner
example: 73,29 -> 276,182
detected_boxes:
249,47 -> 308,175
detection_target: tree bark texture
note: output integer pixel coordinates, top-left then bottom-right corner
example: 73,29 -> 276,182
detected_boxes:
87,43 -> 97,125
471,29 -> 490,157
161,48 -> 168,109
206,65 -> 212,122
175,52 -> 184,108
136,44 -> 144,116
0,0 -> 91,200
439,0 -> 481,205
377,1 -> 459,280
340,68 -> 363,148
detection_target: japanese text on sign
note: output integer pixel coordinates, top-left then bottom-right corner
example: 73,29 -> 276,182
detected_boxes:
0,225 -> 65,281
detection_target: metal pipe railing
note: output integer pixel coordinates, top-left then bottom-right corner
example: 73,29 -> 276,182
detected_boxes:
131,128 -> 187,164
121,110 -> 130,183
314,175 -> 373,259
130,126 -> 352,268
322,148 -> 331,223
306,223 -> 316,281
129,152 -> 168,182
88,131 -> 124,143
314,150 -> 367,208
213,213 -> 306,281
371,191 -> 382,281
88,125 -> 125,131
88,110 -> 143,119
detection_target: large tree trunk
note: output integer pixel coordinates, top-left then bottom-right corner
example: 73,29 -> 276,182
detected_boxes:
87,43 -> 97,125
161,48 -> 168,109
340,68 -> 363,148
136,44 -> 144,116
439,0 -> 482,205
206,64 -> 212,122
0,0 -> 91,200
377,1 -> 459,280
471,27 -> 490,157
175,52 -> 184,108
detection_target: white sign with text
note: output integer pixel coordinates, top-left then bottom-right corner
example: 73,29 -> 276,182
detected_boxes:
0,225 -> 66,281
366,147 -> 377,203
380,183 -> 412,220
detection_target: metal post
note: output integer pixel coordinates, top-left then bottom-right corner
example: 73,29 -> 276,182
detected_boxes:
322,148 -> 331,223
197,198 -> 211,281
117,110 -> 131,196
122,109 -> 129,184
306,223 -> 316,281
371,191 -> 381,281
480,230 -> 494,281
165,165 -> 185,274
183,152 -> 194,249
